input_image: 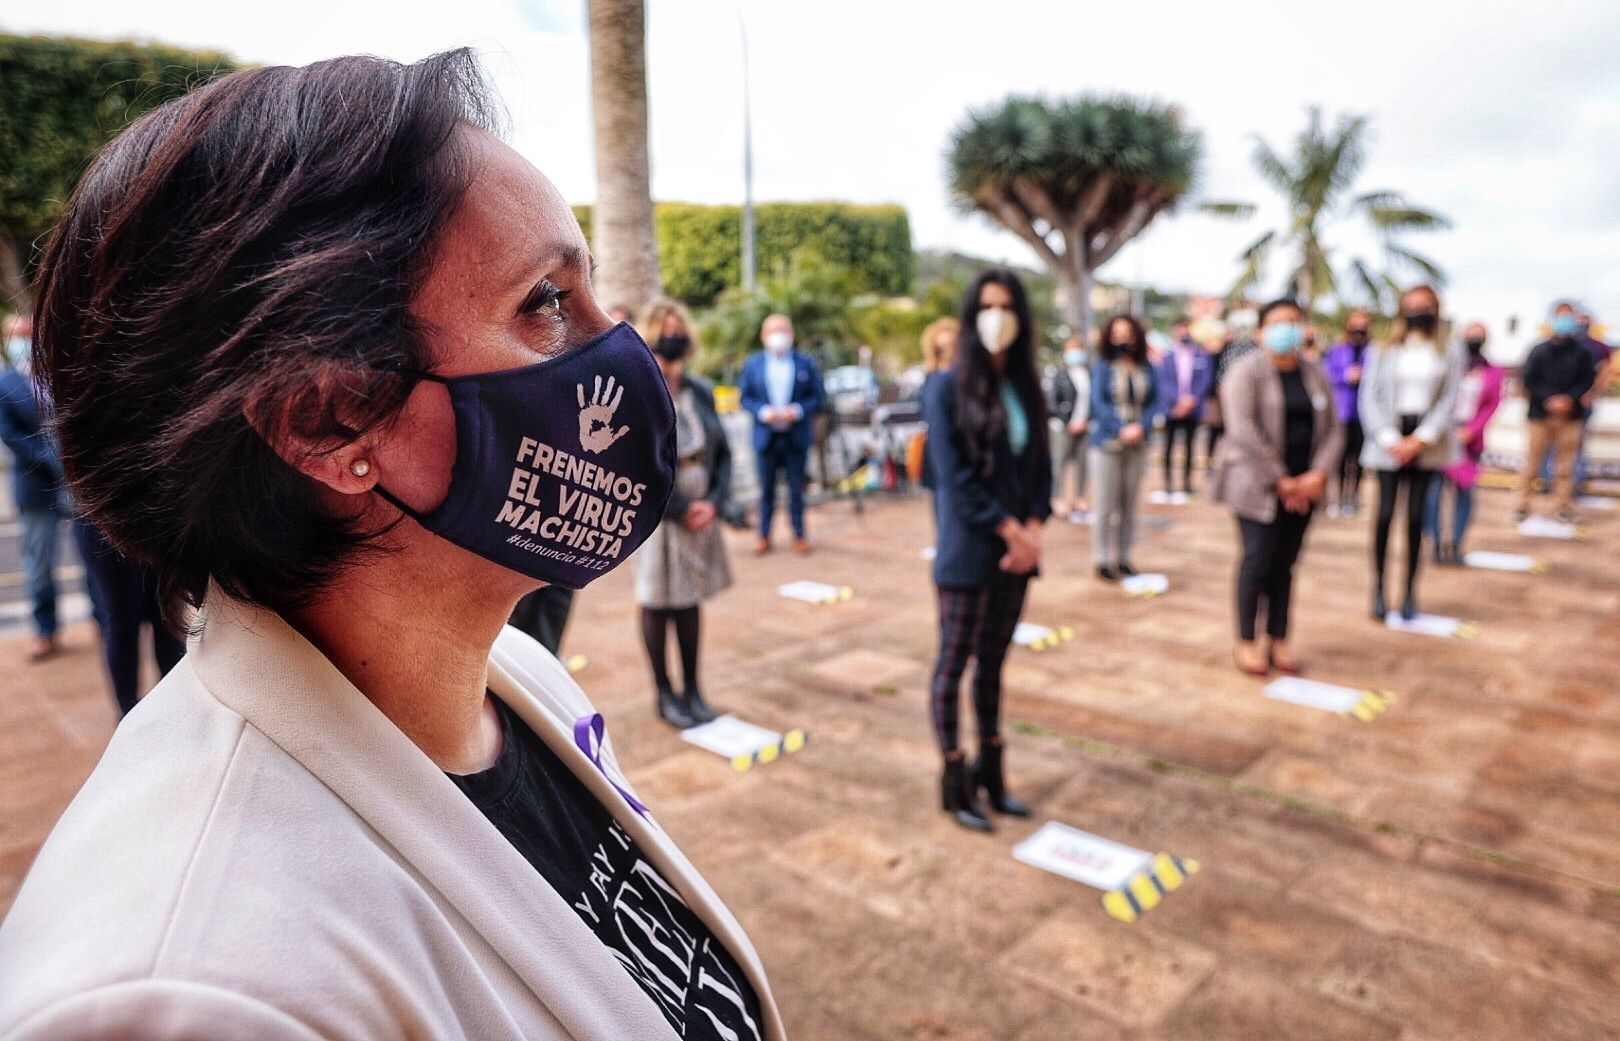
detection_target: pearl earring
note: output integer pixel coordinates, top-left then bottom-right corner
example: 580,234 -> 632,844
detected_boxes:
349,459 -> 371,478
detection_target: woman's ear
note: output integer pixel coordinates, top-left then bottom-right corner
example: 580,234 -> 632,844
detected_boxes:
242,374 -> 384,497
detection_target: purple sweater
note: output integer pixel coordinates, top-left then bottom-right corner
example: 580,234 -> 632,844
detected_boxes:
1323,341 -> 1368,423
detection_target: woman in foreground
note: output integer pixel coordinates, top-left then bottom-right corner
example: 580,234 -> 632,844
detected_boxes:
0,51 -> 780,1041
923,268 -> 1049,832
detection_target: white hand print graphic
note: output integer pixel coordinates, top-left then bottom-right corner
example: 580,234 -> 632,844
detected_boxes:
577,374 -> 631,454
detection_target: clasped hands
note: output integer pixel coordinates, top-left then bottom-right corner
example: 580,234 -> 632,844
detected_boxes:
997,517 -> 1042,575
1276,470 -> 1327,514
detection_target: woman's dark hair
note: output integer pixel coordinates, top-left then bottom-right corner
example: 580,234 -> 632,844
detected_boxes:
1099,313 -> 1149,364
951,267 -> 1048,474
1257,297 -> 1303,325
34,49 -> 496,619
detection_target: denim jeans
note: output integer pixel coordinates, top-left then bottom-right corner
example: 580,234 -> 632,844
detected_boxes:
18,507 -> 61,638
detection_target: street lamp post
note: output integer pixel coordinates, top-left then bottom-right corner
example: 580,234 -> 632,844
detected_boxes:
739,10 -> 756,294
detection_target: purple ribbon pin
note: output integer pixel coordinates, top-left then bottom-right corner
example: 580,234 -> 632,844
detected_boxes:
572,713 -> 649,817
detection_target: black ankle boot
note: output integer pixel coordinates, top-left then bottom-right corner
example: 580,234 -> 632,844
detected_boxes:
941,758 -> 992,832
656,681 -> 696,729
1401,593 -> 1418,621
973,742 -> 1031,817
1371,586 -> 1387,621
683,684 -> 717,725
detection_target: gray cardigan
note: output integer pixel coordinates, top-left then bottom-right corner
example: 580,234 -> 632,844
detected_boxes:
1210,350 -> 1343,524
1357,338 -> 1466,471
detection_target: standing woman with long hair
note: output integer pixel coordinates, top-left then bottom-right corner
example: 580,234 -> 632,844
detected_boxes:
1089,315 -> 1161,580
1359,284 -> 1465,620
922,268 -> 1050,832
633,299 -> 733,728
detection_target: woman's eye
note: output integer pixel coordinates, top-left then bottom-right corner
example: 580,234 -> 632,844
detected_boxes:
522,281 -> 571,319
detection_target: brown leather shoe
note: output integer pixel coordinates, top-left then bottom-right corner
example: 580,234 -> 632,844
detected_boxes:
752,536 -> 771,556
792,538 -> 811,556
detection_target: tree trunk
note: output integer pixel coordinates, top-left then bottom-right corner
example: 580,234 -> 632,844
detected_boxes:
0,233 -> 32,315
1059,234 -> 1093,346
587,0 -> 661,313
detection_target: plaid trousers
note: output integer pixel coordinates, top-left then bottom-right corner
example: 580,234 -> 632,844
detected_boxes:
929,573 -> 1031,754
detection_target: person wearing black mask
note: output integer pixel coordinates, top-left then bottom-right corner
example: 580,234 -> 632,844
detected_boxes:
632,299 -> 734,728
1359,285 -> 1465,620
1323,310 -> 1372,515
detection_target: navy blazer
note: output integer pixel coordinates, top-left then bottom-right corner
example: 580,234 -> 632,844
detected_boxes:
0,369 -> 64,513
738,349 -> 824,451
1154,344 -> 1214,421
1089,359 -> 1163,446
923,371 -> 1052,588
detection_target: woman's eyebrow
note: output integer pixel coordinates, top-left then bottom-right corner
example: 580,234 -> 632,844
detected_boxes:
514,242 -> 589,286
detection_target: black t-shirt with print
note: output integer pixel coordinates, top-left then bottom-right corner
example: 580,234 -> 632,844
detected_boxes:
449,696 -> 764,1041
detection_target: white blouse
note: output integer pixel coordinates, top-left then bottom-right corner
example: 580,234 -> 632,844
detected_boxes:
1391,336 -> 1445,416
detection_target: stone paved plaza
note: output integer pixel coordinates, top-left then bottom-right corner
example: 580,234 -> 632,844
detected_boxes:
3,482 -> 1618,1039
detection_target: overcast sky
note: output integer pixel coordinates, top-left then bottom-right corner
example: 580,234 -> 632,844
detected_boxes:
10,0 -> 1620,340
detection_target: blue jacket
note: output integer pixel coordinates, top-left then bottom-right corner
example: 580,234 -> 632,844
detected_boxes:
1089,359 -> 1162,446
923,371 -> 1052,588
1153,343 -> 1214,421
0,369 -> 64,513
739,349 -> 824,451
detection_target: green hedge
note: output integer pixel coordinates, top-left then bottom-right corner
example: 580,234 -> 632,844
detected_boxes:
0,34 -> 238,291
574,201 -> 912,307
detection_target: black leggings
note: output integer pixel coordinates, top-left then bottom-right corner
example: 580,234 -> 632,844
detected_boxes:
1162,416 -> 1199,492
640,605 -> 701,690
73,520 -> 185,715
1235,506 -> 1313,640
929,574 -> 1030,755
1373,467 -> 1437,600
1204,423 -> 1224,467
1336,420 -> 1365,507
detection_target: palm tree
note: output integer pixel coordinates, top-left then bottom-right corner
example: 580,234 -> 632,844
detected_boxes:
1230,107 -> 1449,315
586,0 -> 662,311
948,95 -> 1202,344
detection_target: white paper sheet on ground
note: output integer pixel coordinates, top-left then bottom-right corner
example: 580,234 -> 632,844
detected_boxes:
1464,550 -> 1540,572
1385,612 -> 1464,638
1121,573 -> 1170,597
1518,516 -> 1577,540
1147,489 -> 1172,505
1013,822 -> 1154,892
920,546 -> 937,560
777,580 -> 849,603
1576,495 -> 1616,510
1013,622 -> 1053,646
681,715 -> 782,760
1264,676 -> 1365,715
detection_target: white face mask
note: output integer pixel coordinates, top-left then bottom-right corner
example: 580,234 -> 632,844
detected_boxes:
4,336 -> 31,371
976,309 -> 1018,355
764,331 -> 793,354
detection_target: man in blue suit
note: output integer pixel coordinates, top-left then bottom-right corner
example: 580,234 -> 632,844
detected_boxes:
1155,318 -> 1215,498
0,314 -> 66,660
739,313 -> 824,555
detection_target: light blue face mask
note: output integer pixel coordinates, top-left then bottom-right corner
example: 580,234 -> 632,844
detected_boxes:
1063,349 -> 1087,367
1263,323 -> 1304,354
1552,314 -> 1580,338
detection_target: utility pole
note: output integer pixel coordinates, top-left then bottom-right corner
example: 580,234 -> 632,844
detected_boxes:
739,10 -> 756,294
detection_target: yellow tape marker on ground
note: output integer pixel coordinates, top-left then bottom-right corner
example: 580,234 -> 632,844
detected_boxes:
1350,690 -> 1396,723
1102,853 -> 1199,924
565,654 -> 588,674
730,729 -> 811,772
1026,625 -> 1078,653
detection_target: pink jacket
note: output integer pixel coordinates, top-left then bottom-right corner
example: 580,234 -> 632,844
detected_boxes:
1444,363 -> 1504,490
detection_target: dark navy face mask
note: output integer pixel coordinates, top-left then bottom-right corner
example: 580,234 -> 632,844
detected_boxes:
377,322 -> 676,590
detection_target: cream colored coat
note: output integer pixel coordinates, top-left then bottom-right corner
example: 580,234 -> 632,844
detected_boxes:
0,598 -> 785,1041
